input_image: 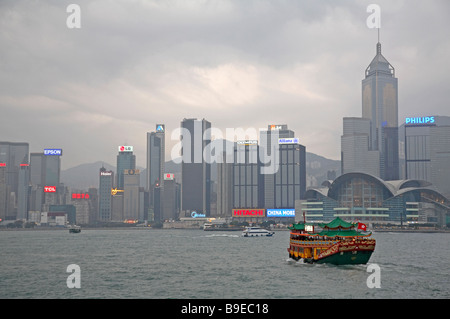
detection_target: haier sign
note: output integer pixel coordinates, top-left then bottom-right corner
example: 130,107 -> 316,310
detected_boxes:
405,116 -> 435,126
266,209 -> 295,218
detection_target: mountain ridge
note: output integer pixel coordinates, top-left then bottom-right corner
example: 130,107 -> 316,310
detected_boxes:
61,152 -> 340,190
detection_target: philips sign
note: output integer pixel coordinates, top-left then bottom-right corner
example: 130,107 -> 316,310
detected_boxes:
267,208 -> 295,218
405,116 -> 435,126
44,149 -> 62,156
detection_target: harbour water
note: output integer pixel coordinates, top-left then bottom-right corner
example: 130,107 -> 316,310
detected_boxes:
0,228 -> 449,299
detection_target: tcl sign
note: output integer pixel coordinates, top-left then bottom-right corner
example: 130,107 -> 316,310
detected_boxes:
232,209 -> 265,217
44,186 -> 56,193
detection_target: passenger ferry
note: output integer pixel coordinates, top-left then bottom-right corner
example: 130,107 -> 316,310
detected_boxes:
287,217 -> 375,265
69,225 -> 81,233
242,226 -> 274,237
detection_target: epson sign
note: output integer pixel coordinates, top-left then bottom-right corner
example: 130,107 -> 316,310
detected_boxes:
405,116 -> 435,126
44,149 -> 62,156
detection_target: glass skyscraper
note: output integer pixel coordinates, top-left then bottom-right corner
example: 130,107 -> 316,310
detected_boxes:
116,146 -> 136,190
342,40 -> 399,180
98,166 -> 113,221
362,41 -> 399,180
180,118 -> 211,216
399,115 -> 450,198
146,124 -> 165,191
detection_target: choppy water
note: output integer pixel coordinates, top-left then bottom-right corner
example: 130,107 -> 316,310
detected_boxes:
0,229 -> 449,299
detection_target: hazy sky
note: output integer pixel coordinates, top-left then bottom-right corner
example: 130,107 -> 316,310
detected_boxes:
1,0 -> 449,170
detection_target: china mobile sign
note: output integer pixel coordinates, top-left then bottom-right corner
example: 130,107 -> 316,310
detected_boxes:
232,209 -> 265,217
266,209 -> 295,217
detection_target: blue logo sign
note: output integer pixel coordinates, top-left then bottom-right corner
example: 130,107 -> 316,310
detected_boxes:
156,124 -> 165,132
278,138 -> 299,145
405,116 -> 435,125
191,211 -> 206,218
266,208 -> 295,217
44,149 -> 62,156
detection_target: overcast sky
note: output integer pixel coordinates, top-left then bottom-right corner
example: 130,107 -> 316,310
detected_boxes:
1,0 -> 449,170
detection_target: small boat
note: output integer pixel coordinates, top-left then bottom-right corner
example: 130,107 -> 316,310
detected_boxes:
242,226 -> 274,237
69,225 -> 81,233
287,217 -> 375,265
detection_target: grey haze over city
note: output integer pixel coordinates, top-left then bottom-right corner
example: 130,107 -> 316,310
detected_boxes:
1,0 -> 449,170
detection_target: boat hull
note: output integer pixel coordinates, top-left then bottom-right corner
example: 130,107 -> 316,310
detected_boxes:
313,250 -> 373,265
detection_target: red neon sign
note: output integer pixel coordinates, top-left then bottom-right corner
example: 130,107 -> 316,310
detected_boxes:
0,163 -> 6,167
44,186 -> 56,193
72,193 -> 90,199
232,209 -> 265,217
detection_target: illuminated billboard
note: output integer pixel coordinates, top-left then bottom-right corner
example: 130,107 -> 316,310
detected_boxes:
267,208 -> 295,217
405,116 -> 435,126
232,209 -> 265,217
72,193 -> 90,199
164,173 -> 174,180
156,124 -> 165,132
278,138 -> 299,145
118,145 -> 133,152
44,149 -> 63,156
44,186 -> 56,193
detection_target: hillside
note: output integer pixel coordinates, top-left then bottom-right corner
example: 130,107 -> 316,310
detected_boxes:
61,153 -> 340,190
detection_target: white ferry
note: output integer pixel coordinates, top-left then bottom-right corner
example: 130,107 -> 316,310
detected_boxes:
242,227 -> 274,237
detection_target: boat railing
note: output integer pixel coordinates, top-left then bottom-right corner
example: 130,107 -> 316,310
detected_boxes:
290,239 -> 338,246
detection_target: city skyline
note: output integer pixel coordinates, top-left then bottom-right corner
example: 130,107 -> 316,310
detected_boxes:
1,1 -> 450,170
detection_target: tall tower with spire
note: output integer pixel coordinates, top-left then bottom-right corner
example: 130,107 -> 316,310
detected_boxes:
361,40 -> 399,180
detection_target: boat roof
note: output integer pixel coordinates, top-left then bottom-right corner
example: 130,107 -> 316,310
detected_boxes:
319,217 -> 354,229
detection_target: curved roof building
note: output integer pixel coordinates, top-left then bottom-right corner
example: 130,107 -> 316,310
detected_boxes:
299,172 -> 450,226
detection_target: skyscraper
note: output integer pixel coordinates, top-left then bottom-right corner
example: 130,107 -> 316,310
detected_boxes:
233,140 -> 264,209
361,41 -> 399,180
400,115 -> 450,198
341,117 -> 381,177
180,118 -> 211,216
147,124 -> 165,191
0,142 -> 29,219
116,146 -> 136,190
342,40 -> 399,180
123,169 -> 140,221
260,125 -> 306,208
98,166 -> 113,221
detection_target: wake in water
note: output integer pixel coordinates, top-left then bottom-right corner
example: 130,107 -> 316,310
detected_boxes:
197,234 -> 240,238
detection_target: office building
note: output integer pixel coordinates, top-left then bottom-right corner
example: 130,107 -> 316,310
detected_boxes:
341,117 -> 381,177
116,146 -> 136,190
342,40 -> 399,180
260,125 -> 306,209
123,169 -> 140,221
362,41 -> 399,180
399,115 -> 450,198
160,173 -> 180,221
0,142 -> 29,219
98,166 -> 113,221
180,118 -> 211,217
217,140 -> 234,217
17,164 -> 30,220
29,149 -> 63,212
147,124 -> 165,191
233,140 -> 264,209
